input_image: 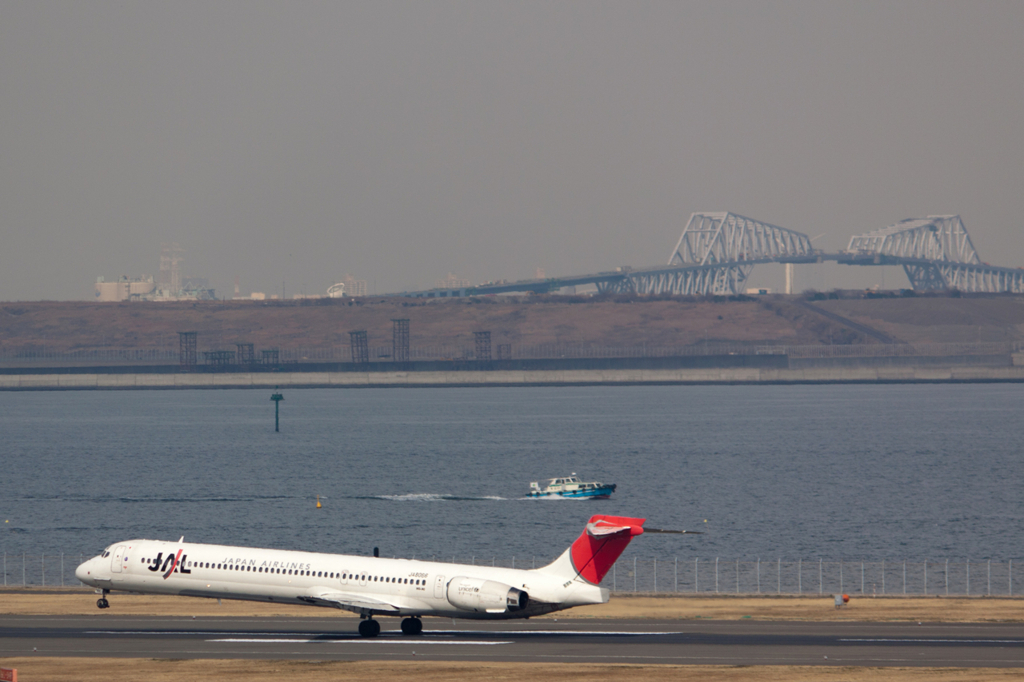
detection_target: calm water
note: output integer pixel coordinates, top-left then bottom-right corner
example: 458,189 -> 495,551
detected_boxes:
1,385 -> 1022,562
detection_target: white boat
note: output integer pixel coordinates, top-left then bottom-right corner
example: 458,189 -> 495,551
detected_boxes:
527,474 -> 616,499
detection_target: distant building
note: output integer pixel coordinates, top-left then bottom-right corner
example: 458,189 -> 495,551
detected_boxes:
95,276 -> 156,302
158,243 -> 183,292
343,274 -> 368,297
326,274 -> 367,298
94,245 -> 215,301
435,272 -> 471,289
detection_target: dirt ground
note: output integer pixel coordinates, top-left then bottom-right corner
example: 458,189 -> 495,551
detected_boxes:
6,592 -> 1024,680
4,294 -> 1024,361
816,297 -> 1024,345
4,589 -> 1024,622
0,296 -> 876,356
2,658 -> 1023,682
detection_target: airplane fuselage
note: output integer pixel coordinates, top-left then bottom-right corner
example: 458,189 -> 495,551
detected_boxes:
76,538 -> 604,619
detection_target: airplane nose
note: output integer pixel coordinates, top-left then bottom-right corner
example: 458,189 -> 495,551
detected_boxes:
75,558 -> 93,584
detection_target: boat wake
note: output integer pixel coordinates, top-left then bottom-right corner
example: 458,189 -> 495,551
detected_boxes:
355,493 -> 508,502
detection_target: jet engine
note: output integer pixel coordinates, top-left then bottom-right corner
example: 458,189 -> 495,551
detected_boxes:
446,576 -> 529,614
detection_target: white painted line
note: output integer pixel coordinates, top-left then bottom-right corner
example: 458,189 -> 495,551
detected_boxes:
209,638 -> 512,645
87,629 -> 674,637
839,634 -> 1024,638
427,630 -> 675,636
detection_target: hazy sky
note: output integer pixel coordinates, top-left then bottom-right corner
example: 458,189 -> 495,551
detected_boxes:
1,1 -> 1022,300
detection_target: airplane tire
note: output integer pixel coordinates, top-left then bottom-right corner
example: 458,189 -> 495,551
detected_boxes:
358,619 -> 379,638
96,599 -> 109,609
401,617 -> 422,636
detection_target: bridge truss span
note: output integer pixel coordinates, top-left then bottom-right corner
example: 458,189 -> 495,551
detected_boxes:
670,212 -> 814,267
846,215 -> 1021,292
593,212 -> 816,296
595,262 -> 756,296
847,215 -> 980,264
392,212 -> 1022,299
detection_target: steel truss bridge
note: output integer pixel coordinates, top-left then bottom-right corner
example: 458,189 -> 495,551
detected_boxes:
395,213 -> 1023,298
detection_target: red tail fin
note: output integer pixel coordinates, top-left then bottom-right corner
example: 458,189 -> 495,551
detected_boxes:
569,515 -> 646,584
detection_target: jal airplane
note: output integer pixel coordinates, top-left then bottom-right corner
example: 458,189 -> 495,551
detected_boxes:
76,514 -> 694,637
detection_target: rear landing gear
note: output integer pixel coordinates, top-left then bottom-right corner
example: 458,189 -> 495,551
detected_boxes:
358,618 -> 381,638
400,617 -> 422,636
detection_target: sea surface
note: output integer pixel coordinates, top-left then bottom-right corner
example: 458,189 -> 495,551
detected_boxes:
1,384 -> 1022,564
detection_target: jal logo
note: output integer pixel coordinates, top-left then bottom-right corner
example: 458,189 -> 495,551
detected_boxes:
147,551 -> 191,579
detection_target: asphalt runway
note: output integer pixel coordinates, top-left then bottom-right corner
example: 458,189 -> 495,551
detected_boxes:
3,616 -> 1024,668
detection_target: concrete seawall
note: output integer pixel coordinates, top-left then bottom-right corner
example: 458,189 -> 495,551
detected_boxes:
3,365 -> 1024,389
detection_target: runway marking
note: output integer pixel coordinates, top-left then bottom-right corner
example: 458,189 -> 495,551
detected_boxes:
428,630 -> 675,636
87,630 -> 674,637
209,638 -> 512,645
845,637 -> 1024,644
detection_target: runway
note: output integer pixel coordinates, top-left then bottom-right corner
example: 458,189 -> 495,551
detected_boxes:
3,615 -> 1024,667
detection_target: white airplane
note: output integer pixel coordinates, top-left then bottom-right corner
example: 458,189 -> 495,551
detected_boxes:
75,514 -> 695,637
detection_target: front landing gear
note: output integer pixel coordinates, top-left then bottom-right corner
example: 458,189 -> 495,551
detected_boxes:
96,589 -> 110,609
400,617 -> 423,636
358,618 -> 381,638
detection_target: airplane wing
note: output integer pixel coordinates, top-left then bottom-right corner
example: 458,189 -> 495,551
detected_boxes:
297,588 -> 402,615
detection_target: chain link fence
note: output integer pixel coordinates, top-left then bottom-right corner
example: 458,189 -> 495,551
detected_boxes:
2,553 -> 87,587
2,341 -> 1020,368
600,557 -> 1021,596
6,552 -> 1021,597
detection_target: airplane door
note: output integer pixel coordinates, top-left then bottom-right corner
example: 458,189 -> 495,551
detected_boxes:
433,575 -> 445,600
339,570 -> 350,586
110,546 -> 126,573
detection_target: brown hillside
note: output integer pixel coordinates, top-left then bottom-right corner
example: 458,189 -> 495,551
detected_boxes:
0,296 -> 872,356
816,297 -> 1024,345
2,294 -> 1022,357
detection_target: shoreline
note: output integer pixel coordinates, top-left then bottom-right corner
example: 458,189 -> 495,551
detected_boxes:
4,365 -> 1024,389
